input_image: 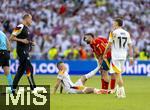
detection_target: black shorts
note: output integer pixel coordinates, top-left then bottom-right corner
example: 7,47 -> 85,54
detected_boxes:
101,58 -> 111,71
0,50 -> 10,68
17,49 -> 30,62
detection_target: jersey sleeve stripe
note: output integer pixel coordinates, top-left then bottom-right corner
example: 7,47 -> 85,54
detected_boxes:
71,86 -> 85,90
26,68 -> 31,77
58,70 -> 65,75
12,24 -> 24,36
109,32 -> 113,39
104,59 -> 110,68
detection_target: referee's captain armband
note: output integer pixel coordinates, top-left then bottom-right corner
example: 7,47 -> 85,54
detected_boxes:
12,24 -> 24,36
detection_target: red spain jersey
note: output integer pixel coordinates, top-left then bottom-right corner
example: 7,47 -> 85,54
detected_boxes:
90,37 -> 111,58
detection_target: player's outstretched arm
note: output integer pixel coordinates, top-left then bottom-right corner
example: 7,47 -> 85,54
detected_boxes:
53,78 -> 61,94
95,57 -> 101,68
60,84 -> 63,94
103,42 -> 112,59
103,31 -> 113,59
6,37 -> 11,51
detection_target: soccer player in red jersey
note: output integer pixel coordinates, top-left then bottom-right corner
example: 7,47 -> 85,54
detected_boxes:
84,33 -> 116,91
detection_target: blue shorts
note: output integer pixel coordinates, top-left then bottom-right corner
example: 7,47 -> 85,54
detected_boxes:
101,58 -> 111,71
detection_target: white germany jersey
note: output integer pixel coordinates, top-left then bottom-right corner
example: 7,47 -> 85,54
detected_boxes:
109,28 -> 132,60
57,70 -> 74,92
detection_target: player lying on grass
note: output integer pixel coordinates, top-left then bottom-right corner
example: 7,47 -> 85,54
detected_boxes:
53,60 -> 108,94
84,33 -> 116,92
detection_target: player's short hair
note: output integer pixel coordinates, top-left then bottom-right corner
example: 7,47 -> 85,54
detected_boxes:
115,18 -> 123,26
23,14 -> 31,19
57,61 -> 64,68
84,33 -> 94,38
83,33 -> 94,41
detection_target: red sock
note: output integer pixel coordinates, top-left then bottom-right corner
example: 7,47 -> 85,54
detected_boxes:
104,80 -> 109,90
101,79 -> 109,90
101,79 -> 105,89
110,79 -> 116,89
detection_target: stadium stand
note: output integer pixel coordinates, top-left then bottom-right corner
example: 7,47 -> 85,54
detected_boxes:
0,0 -> 149,60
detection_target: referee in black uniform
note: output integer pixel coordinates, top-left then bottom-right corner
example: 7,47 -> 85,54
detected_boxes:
10,14 -> 36,92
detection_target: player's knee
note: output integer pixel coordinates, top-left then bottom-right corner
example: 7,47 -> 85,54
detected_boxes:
111,74 -> 116,79
81,76 -> 86,82
101,71 -> 108,77
115,73 -> 122,80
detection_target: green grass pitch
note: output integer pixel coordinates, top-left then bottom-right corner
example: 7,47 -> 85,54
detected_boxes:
0,75 -> 150,110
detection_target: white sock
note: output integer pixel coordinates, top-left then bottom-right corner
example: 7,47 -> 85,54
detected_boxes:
120,86 -> 126,97
116,86 -> 126,98
85,66 -> 99,79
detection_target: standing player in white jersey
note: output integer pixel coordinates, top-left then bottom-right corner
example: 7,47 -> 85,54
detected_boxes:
103,18 -> 134,98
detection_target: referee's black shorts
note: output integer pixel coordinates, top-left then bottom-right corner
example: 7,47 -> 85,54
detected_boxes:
0,50 -> 10,68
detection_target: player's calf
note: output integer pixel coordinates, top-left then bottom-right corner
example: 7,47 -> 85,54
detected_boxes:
115,73 -> 126,98
83,64 -> 100,84
3,66 -> 13,87
80,76 -> 87,85
110,73 -> 116,93
82,87 -> 103,94
82,87 -> 95,94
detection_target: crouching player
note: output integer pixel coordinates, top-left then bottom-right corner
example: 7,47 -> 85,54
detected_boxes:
84,33 -> 116,91
53,60 -> 105,94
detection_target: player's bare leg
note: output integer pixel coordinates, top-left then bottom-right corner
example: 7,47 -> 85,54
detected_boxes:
80,64 -> 100,85
82,87 -> 95,94
80,76 -> 87,85
3,66 -> 13,87
81,69 -> 111,94
82,87 -> 103,94
115,73 -> 126,98
60,84 -> 63,94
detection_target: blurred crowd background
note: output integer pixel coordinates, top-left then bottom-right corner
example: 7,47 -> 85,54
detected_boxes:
0,0 -> 149,60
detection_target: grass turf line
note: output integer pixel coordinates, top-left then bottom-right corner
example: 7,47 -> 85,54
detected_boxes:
0,75 -> 150,110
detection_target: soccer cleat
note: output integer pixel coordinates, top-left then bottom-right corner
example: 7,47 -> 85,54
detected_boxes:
120,94 -> 126,98
96,89 -> 110,94
107,89 -> 116,94
117,94 -> 126,99
116,87 -> 126,98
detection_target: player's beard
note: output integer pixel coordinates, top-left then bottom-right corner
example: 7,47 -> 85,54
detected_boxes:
86,41 -> 90,44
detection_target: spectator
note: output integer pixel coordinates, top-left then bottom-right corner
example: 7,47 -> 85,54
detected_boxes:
48,46 -> 58,60
0,0 -> 149,60
139,49 -> 149,60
